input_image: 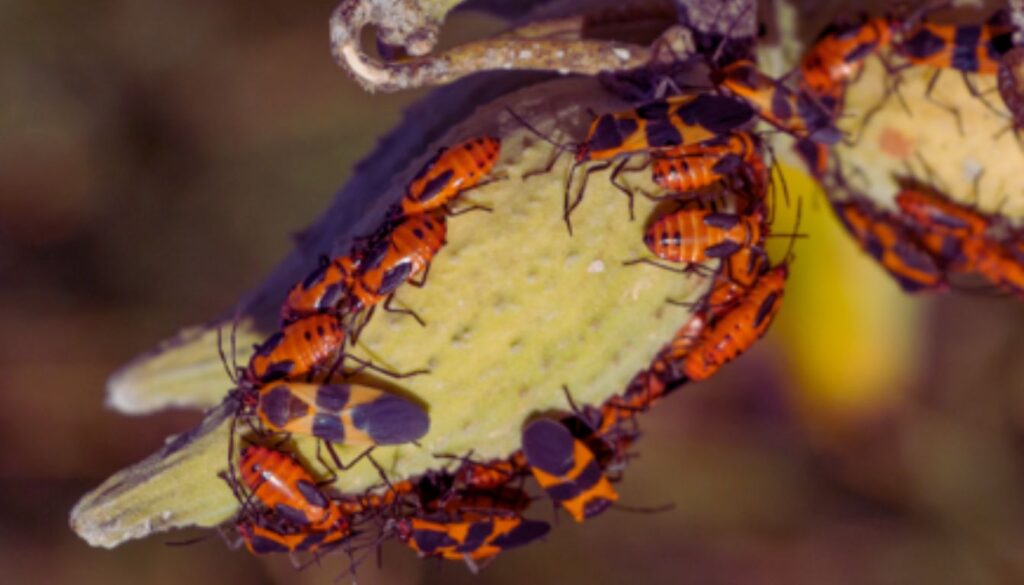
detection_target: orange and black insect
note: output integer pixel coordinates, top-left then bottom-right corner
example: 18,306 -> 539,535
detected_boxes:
894,16 -> 1013,75
400,137 -> 501,217
676,264 -> 788,381
454,454 -> 528,491
348,211 -> 447,316
799,15 -> 893,109
714,60 -> 841,143
894,187 -> 990,239
649,131 -> 769,198
280,256 -> 359,325
575,93 -> 756,163
439,487 -> 533,518
598,353 -> 684,432
793,137 -> 830,178
703,246 -> 771,319
521,418 -> 619,523
336,479 -> 416,516
236,516 -> 351,558
252,382 -> 430,447
833,199 -> 945,292
641,201 -> 766,267
237,445 -> 346,532
554,93 -> 756,230
244,314 -> 347,385
395,515 -> 550,566
962,237 -> 1024,297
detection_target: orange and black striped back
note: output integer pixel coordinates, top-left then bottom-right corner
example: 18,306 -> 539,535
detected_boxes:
238,445 -> 341,531
521,418 -> 618,523
680,265 -> 788,381
799,16 -> 892,105
245,314 -> 346,385
355,212 -> 447,304
895,18 -> 1013,74
402,137 -> 501,216
644,202 -> 764,265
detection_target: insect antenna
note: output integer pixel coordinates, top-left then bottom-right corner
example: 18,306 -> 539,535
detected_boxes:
503,107 -> 575,154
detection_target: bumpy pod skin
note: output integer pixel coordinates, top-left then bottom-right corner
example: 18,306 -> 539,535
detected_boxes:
71,78 -> 715,549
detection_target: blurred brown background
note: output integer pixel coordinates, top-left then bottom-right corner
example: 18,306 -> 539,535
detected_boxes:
3,1 -> 1024,583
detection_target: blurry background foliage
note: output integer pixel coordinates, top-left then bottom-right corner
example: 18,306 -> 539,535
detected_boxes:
3,0 -> 1024,583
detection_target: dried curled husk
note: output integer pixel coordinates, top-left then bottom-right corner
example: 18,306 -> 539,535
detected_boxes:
70,73 -> 714,549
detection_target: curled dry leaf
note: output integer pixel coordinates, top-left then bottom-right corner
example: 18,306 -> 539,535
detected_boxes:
70,75 -> 712,549
329,0 -> 695,92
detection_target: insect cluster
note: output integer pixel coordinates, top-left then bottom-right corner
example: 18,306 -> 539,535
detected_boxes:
213,2 -> 1024,576
794,8 -> 1024,295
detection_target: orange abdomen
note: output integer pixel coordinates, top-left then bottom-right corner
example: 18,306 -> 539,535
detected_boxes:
246,314 -> 346,384
682,265 -> 788,381
403,137 -> 500,215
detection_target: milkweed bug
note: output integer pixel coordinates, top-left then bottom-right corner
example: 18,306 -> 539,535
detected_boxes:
650,131 -> 769,198
400,137 -> 501,217
599,357 -> 678,430
394,515 -> 550,567
894,15 -> 1013,75
439,487 -> 533,517
280,256 -> 359,325
891,11 -> 1015,130
236,516 -> 351,558
641,201 -> 766,267
799,15 -> 893,109
713,60 -> 841,143
244,314 -> 348,385
678,263 -> 788,381
237,445 -> 346,532
453,454 -> 528,491
521,418 -> 619,523
960,236 -> 1024,297
704,246 -> 771,318
833,199 -> 945,292
348,211 -> 447,318
512,93 -> 756,232
336,479 -> 416,516
894,186 -> 991,238
253,381 -> 430,446
575,93 -> 756,163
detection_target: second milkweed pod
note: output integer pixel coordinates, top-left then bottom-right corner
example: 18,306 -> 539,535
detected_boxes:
256,382 -> 430,446
521,418 -> 618,523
